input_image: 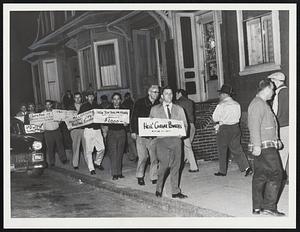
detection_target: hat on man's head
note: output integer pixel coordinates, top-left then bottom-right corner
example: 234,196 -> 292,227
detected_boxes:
217,84 -> 233,95
267,72 -> 285,81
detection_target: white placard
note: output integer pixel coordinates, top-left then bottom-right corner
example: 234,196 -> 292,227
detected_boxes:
29,112 -> 53,125
93,109 -> 129,124
24,124 -> 44,134
65,109 -> 94,130
52,109 -> 77,121
138,117 -> 186,137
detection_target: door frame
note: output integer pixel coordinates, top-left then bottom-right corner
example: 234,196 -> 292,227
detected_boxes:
195,11 -> 224,101
42,58 -> 60,102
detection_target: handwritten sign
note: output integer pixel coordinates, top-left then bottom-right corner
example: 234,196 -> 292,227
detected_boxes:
93,109 -> 129,124
24,124 -> 45,134
52,109 -> 77,121
138,118 -> 186,137
66,109 -> 129,129
65,110 -> 94,130
29,112 -> 53,125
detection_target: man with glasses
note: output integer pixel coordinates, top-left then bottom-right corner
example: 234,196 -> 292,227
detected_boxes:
131,85 -> 160,186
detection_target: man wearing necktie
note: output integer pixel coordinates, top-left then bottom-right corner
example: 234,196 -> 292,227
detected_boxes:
149,86 -> 188,199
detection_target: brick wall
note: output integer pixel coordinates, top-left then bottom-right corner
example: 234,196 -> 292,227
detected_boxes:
192,101 -> 252,162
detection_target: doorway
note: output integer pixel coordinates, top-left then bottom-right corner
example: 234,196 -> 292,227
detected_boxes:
42,59 -> 60,102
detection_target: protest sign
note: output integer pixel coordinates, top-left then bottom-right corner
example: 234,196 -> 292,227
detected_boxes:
29,112 -> 53,125
66,109 -> 129,130
52,109 -> 77,121
65,109 -> 94,130
93,109 -> 129,124
24,124 -> 44,134
138,118 -> 186,137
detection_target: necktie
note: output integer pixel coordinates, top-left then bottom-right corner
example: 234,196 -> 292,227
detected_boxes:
166,104 -> 171,119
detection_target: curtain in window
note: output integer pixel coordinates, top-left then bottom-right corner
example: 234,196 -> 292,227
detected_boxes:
97,44 -> 117,86
80,47 -> 94,88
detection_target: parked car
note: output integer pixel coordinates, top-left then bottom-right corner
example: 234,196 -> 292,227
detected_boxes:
10,117 -> 46,177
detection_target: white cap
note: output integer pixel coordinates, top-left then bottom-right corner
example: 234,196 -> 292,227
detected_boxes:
267,72 -> 285,81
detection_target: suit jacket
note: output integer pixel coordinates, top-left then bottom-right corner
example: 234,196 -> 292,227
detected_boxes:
149,103 -> 188,138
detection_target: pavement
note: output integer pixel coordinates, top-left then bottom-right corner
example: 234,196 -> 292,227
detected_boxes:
51,150 -> 289,217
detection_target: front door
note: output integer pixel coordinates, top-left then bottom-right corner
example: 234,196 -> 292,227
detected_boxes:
42,59 -> 60,102
196,11 -> 224,101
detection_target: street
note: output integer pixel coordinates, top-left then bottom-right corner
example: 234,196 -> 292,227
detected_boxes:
11,170 -> 177,217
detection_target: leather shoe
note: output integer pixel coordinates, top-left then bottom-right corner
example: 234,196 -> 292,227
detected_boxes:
245,167 -> 253,177
189,169 -> 199,173
137,178 -> 145,185
118,175 -> 125,178
112,175 -> 118,180
155,191 -> 162,197
90,170 -> 96,175
252,209 -> 260,215
152,180 -> 157,184
94,163 -> 104,171
261,209 -> 285,216
172,192 -> 188,199
73,166 -> 79,170
214,172 -> 226,176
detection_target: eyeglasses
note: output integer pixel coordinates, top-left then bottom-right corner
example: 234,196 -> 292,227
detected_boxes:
151,91 -> 159,94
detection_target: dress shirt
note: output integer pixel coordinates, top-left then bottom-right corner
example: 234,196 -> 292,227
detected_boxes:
163,102 -> 173,119
212,96 -> 241,125
42,110 -> 60,131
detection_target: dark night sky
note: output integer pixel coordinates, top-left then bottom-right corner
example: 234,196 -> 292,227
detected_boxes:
10,11 -> 38,115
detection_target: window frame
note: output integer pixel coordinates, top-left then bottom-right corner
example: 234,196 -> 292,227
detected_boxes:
236,10 -> 281,76
93,39 -> 122,89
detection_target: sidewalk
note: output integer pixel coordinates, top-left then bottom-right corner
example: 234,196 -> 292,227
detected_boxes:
53,151 -> 289,217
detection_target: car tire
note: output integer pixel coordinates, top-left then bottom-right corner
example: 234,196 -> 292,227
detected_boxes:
27,168 -> 44,177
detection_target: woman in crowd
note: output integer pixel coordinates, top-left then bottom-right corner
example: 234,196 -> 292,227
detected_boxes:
106,93 -> 127,180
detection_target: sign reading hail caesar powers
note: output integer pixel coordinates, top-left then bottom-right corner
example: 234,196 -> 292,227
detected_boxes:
138,118 -> 186,137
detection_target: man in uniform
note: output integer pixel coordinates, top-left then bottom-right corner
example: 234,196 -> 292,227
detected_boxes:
267,72 -> 289,184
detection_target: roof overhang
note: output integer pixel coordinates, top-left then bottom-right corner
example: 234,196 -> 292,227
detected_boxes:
22,51 -> 49,64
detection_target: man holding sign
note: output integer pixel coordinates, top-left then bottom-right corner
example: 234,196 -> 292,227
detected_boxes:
78,91 -> 105,175
149,86 -> 188,199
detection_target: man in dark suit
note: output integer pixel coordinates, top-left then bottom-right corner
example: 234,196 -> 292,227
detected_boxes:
149,86 -> 188,199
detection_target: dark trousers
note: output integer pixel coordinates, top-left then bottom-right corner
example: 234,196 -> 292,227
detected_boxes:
44,129 -> 67,165
252,147 -> 283,210
216,124 -> 249,174
156,137 -> 182,195
107,129 -> 126,176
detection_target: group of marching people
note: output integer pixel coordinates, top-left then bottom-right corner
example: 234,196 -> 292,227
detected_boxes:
14,71 -> 289,212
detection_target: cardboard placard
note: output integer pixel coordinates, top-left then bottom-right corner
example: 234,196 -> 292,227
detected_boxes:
93,109 -> 129,124
52,109 -> 77,121
24,124 -> 44,134
29,112 -> 53,125
138,117 -> 186,137
65,110 -> 94,130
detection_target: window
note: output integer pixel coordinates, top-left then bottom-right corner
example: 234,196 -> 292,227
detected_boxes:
94,39 -> 121,88
237,10 -> 281,75
78,46 -> 95,90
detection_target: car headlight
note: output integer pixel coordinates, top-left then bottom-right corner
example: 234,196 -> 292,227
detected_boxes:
32,141 -> 42,151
